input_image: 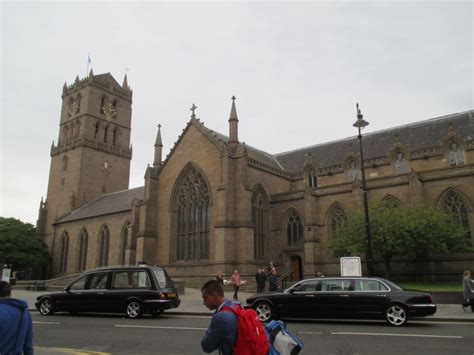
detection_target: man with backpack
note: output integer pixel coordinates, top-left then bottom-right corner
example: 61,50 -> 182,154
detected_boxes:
201,280 -> 269,355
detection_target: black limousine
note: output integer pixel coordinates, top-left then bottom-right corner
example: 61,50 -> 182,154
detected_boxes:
246,277 -> 436,326
35,265 -> 180,318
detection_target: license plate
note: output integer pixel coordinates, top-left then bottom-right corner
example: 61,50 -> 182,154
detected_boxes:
167,292 -> 176,298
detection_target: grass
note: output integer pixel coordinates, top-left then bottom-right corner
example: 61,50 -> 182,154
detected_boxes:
398,283 -> 462,291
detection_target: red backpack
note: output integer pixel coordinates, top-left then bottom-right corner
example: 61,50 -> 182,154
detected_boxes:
221,304 -> 270,355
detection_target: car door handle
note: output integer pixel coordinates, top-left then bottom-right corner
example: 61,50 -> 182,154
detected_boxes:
377,294 -> 387,297
339,294 -> 349,297
305,294 -> 315,297
98,292 -> 105,295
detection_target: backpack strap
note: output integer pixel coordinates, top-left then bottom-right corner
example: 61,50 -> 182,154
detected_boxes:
13,307 -> 25,353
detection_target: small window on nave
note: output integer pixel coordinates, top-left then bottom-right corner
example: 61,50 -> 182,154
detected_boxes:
62,155 -> 68,171
112,128 -> 117,145
94,123 -> 99,139
103,126 -> 108,143
100,96 -> 107,114
59,232 -> 69,273
308,170 -> 317,188
448,143 -> 465,167
329,205 -> 346,238
98,226 -> 110,267
77,229 -> 88,272
394,152 -> 409,175
252,187 -> 269,260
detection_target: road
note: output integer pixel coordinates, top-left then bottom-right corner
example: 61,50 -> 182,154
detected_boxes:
32,313 -> 474,355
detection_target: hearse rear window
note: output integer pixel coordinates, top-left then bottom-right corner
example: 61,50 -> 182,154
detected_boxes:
112,270 -> 151,289
153,268 -> 172,288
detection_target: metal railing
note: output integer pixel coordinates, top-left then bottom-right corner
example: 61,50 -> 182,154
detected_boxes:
276,268 -> 294,290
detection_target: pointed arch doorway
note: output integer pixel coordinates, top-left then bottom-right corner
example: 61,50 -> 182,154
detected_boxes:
290,255 -> 303,281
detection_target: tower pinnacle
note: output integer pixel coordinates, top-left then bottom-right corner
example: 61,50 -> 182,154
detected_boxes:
153,124 -> 163,167
228,96 -> 239,144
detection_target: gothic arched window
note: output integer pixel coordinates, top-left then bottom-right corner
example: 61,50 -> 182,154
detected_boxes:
59,232 -> 69,273
252,187 -> 269,260
441,190 -> 470,235
173,167 -> 211,261
94,123 -> 99,139
62,155 -> 68,171
328,204 -> 346,237
77,229 -> 88,272
119,223 -> 128,265
112,128 -> 117,146
308,170 -> 317,188
103,126 -> 108,143
287,212 -> 304,247
98,226 -> 110,267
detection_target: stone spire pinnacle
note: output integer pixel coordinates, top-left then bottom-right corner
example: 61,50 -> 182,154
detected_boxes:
228,96 -> 239,144
122,74 -> 128,89
153,124 -> 163,167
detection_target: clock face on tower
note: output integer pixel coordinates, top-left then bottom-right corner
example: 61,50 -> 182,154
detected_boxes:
102,102 -> 117,120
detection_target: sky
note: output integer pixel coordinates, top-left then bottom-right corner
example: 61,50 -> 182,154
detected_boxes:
1,0 -> 472,225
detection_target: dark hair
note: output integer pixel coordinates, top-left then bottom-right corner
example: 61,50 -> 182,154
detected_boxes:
0,281 -> 12,298
201,280 -> 224,297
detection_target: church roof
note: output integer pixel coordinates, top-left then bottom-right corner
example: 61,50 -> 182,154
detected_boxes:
274,110 -> 474,173
55,186 -> 144,224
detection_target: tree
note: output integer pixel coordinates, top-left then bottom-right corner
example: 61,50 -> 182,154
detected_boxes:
328,200 -> 471,279
0,217 -> 51,272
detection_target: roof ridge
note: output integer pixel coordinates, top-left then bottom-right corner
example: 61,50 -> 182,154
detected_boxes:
275,109 -> 473,157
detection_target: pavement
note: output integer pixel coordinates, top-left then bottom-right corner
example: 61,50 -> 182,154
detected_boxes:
12,288 -> 474,322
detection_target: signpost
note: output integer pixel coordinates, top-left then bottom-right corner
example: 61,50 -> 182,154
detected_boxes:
340,257 -> 362,276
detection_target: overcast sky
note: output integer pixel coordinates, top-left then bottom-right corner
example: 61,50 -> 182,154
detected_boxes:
1,0 -> 472,225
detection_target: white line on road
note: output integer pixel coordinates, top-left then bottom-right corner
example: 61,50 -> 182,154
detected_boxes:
33,321 -> 61,325
331,332 -> 463,339
114,325 -> 207,331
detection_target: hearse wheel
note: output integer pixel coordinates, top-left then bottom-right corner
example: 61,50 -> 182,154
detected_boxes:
126,300 -> 142,319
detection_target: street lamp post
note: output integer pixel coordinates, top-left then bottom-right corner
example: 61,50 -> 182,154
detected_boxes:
353,103 -> 374,277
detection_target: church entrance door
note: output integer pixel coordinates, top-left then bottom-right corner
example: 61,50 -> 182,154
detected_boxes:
290,255 -> 302,281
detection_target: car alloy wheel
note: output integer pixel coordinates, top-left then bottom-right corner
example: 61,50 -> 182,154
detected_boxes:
39,299 -> 54,316
385,304 -> 407,326
255,302 -> 273,322
126,300 -> 142,319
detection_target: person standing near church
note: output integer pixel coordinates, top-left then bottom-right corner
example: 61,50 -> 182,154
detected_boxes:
231,270 -> 241,301
0,281 -> 34,355
462,270 -> 474,312
216,271 -> 225,286
268,263 -> 278,292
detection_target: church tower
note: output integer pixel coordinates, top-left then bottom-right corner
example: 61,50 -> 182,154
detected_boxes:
38,70 -> 133,257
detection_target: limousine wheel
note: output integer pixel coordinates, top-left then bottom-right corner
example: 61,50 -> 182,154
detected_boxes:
385,304 -> 407,326
255,302 -> 273,322
39,298 -> 54,316
126,300 -> 142,319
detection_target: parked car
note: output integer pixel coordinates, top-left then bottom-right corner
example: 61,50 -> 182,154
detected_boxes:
246,277 -> 436,326
35,265 -> 180,318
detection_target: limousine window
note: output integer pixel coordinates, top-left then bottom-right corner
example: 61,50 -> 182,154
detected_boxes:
70,276 -> 87,290
292,280 -> 319,292
112,270 -> 151,289
355,279 -> 389,291
320,279 -> 353,291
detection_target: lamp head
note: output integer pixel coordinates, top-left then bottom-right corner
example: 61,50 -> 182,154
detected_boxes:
353,103 -> 369,128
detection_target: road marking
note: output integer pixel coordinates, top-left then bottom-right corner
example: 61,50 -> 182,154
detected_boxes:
331,332 -> 463,339
33,321 -> 61,325
163,314 -> 211,319
114,324 -> 207,331
298,331 -> 324,335
34,347 -> 110,355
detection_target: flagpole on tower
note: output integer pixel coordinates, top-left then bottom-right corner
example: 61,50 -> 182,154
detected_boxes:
87,53 -> 92,75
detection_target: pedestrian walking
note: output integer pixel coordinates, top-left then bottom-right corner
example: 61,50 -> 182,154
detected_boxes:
0,280 -> 34,355
462,270 -> 474,312
316,271 -> 325,278
201,280 -> 237,355
231,270 -> 241,300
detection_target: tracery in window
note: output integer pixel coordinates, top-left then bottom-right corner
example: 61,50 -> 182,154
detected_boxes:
252,186 -> 269,260
287,211 -> 304,247
77,229 -> 88,271
98,226 -> 110,267
59,232 -> 69,272
328,204 -> 346,237
100,96 -> 107,114
173,166 -> 210,261
119,223 -> 128,265
440,190 -> 470,236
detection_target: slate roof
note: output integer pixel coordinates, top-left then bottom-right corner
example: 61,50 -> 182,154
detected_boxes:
55,186 -> 144,224
274,110 -> 474,173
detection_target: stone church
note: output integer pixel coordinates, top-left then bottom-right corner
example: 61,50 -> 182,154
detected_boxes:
37,71 -> 474,285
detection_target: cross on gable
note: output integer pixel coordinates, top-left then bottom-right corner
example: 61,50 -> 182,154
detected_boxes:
190,104 -> 197,118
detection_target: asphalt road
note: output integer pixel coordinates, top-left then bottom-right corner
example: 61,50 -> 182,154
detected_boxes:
32,313 -> 474,355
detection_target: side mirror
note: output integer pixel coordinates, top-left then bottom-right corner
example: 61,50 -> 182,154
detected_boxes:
64,286 -> 70,292
288,288 -> 295,294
